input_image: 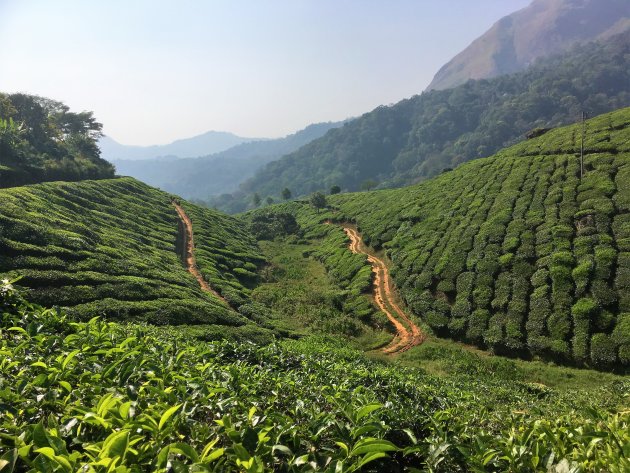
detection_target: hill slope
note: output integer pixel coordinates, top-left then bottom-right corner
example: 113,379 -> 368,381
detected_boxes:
327,108 -> 630,368
260,108 -> 630,369
228,32 -> 630,211
99,130 -> 256,161
113,121 -> 346,200
427,0 -> 630,91
0,177 -> 273,340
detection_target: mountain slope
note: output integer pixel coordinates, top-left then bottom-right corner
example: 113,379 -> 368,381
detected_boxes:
112,121 -> 346,200
261,108 -> 630,369
427,0 -> 630,91
328,108 -> 630,368
0,177 -> 273,340
99,130 -> 256,161
229,32 -> 630,210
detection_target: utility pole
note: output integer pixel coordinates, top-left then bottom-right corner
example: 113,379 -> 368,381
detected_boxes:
580,111 -> 586,180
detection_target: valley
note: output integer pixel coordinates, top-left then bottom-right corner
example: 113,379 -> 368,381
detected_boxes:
1,1 -> 630,470
1,98 -> 629,473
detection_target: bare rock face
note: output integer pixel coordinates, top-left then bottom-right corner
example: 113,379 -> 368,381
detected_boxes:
427,0 -> 630,91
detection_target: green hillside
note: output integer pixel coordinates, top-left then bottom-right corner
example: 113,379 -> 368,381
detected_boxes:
317,108 -> 630,369
226,31 -> 630,212
247,108 -> 630,370
0,177 -> 274,340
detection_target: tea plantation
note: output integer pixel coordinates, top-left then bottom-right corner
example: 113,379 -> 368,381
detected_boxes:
0,281 -> 628,472
0,178 -> 274,340
320,108 -> 630,370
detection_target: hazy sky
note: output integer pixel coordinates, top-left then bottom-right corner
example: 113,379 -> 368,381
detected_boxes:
0,0 -> 531,145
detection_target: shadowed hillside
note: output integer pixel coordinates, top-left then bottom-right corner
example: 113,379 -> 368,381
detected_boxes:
224,32 -> 630,212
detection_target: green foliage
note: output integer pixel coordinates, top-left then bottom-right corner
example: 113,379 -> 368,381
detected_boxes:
311,108 -> 630,369
0,92 -> 114,187
310,192 -> 327,213
1,283 -> 629,472
249,211 -> 301,240
0,178 -> 268,331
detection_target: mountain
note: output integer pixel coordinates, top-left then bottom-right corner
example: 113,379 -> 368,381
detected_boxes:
112,120 -> 347,200
99,130 -> 257,161
262,107 -> 630,369
0,93 -> 114,187
427,0 -> 630,91
0,177 -> 278,342
226,31 -> 630,212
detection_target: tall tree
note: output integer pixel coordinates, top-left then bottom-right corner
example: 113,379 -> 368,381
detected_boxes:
310,192 -> 327,213
281,187 -> 292,200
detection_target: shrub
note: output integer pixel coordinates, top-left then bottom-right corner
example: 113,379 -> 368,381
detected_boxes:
466,309 -> 489,342
590,333 -> 618,366
572,298 -> 598,362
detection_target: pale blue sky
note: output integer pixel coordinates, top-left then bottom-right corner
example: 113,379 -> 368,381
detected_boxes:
0,1 -> 530,145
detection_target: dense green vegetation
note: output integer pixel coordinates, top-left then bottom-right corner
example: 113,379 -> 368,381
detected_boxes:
0,93 -> 114,187
243,208 -> 389,346
221,31 -> 630,212
311,108 -> 630,370
1,282 -> 628,472
0,177 -> 276,340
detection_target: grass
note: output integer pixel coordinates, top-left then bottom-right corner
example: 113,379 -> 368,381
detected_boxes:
251,240 -> 391,351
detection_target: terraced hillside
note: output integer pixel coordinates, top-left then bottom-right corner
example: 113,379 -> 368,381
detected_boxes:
0,177 -> 271,338
325,108 -> 630,369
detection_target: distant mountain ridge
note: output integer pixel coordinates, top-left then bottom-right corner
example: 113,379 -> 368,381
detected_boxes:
427,0 -> 630,91
220,31 -> 630,213
99,130 -> 259,161
113,120 -> 348,200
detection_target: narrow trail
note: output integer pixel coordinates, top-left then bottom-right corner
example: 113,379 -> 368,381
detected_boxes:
342,225 -> 425,354
172,201 -> 229,306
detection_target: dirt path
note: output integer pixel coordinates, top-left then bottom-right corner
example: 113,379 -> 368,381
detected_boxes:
342,225 -> 425,354
172,201 -> 229,305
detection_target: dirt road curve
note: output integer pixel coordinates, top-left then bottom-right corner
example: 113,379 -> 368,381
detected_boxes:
172,201 -> 229,305
343,225 -> 425,354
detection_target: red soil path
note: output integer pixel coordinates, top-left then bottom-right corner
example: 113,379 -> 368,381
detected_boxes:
172,201 -> 229,306
342,225 -> 425,354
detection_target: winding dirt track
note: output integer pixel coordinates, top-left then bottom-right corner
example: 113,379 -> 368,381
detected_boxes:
342,225 -> 425,354
172,201 -> 229,306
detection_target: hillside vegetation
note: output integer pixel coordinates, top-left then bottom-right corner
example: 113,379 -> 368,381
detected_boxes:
226,31 -> 630,212
1,282 -> 627,472
0,93 -> 115,187
0,177 -> 275,341
318,108 -> 630,369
